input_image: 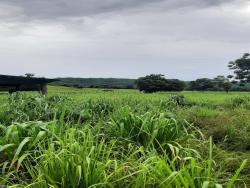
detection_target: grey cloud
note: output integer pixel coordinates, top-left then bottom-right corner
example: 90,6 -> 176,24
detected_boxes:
0,0 -> 163,20
0,0 -> 235,21
0,0 -> 249,80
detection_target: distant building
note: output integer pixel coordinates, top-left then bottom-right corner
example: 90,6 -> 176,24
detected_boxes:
0,75 -> 58,94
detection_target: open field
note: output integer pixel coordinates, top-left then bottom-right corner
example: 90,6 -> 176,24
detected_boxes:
0,86 -> 250,187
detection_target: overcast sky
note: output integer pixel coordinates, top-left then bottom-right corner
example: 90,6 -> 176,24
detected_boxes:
0,0 -> 249,80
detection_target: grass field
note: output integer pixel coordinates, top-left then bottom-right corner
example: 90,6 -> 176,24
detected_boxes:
0,86 -> 250,187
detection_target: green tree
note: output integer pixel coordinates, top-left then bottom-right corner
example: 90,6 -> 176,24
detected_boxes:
136,74 -> 185,93
213,75 -> 231,92
188,78 -> 215,91
228,53 -> 250,84
165,79 -> 186,91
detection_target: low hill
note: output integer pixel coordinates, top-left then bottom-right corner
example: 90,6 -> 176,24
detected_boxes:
52,77 -> 250,91
53,78 -> 136,89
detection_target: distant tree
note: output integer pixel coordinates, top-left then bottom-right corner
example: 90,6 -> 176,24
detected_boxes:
136,74 -> 166,93
136,74 -> 185,93
25,73 -> 35,78
165,79 -> 186,91
213,75 -> 231,92
222,82 -> 232,93
188,78 -> 215,91
188,76 -> 232,92
228,53 -> 250,85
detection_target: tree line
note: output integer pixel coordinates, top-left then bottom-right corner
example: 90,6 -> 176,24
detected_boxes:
136,53 -> 250,93
50,53 -> 250,92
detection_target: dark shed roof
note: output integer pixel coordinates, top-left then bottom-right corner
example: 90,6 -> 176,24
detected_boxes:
0,75 -> 58,86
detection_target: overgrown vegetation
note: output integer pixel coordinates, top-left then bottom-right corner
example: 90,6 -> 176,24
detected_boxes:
0,87 -> 249,187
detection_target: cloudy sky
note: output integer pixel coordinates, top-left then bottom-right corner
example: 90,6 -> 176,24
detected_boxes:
0,0 -> 249,80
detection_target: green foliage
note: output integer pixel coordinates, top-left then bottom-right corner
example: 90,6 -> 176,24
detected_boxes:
108,108 -> 185,149
136,74 -> 186,93
228,53 -> 250,84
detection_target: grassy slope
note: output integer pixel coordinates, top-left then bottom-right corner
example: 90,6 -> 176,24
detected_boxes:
0,86 -> 250,187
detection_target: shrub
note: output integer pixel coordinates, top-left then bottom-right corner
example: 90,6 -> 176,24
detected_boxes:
166,94 -> 193,108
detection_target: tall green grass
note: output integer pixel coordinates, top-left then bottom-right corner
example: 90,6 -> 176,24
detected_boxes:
0,90 -> 248,187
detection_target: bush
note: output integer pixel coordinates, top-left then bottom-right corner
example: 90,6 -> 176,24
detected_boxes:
167,94 -> 192,107
136,74 -> 186,93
